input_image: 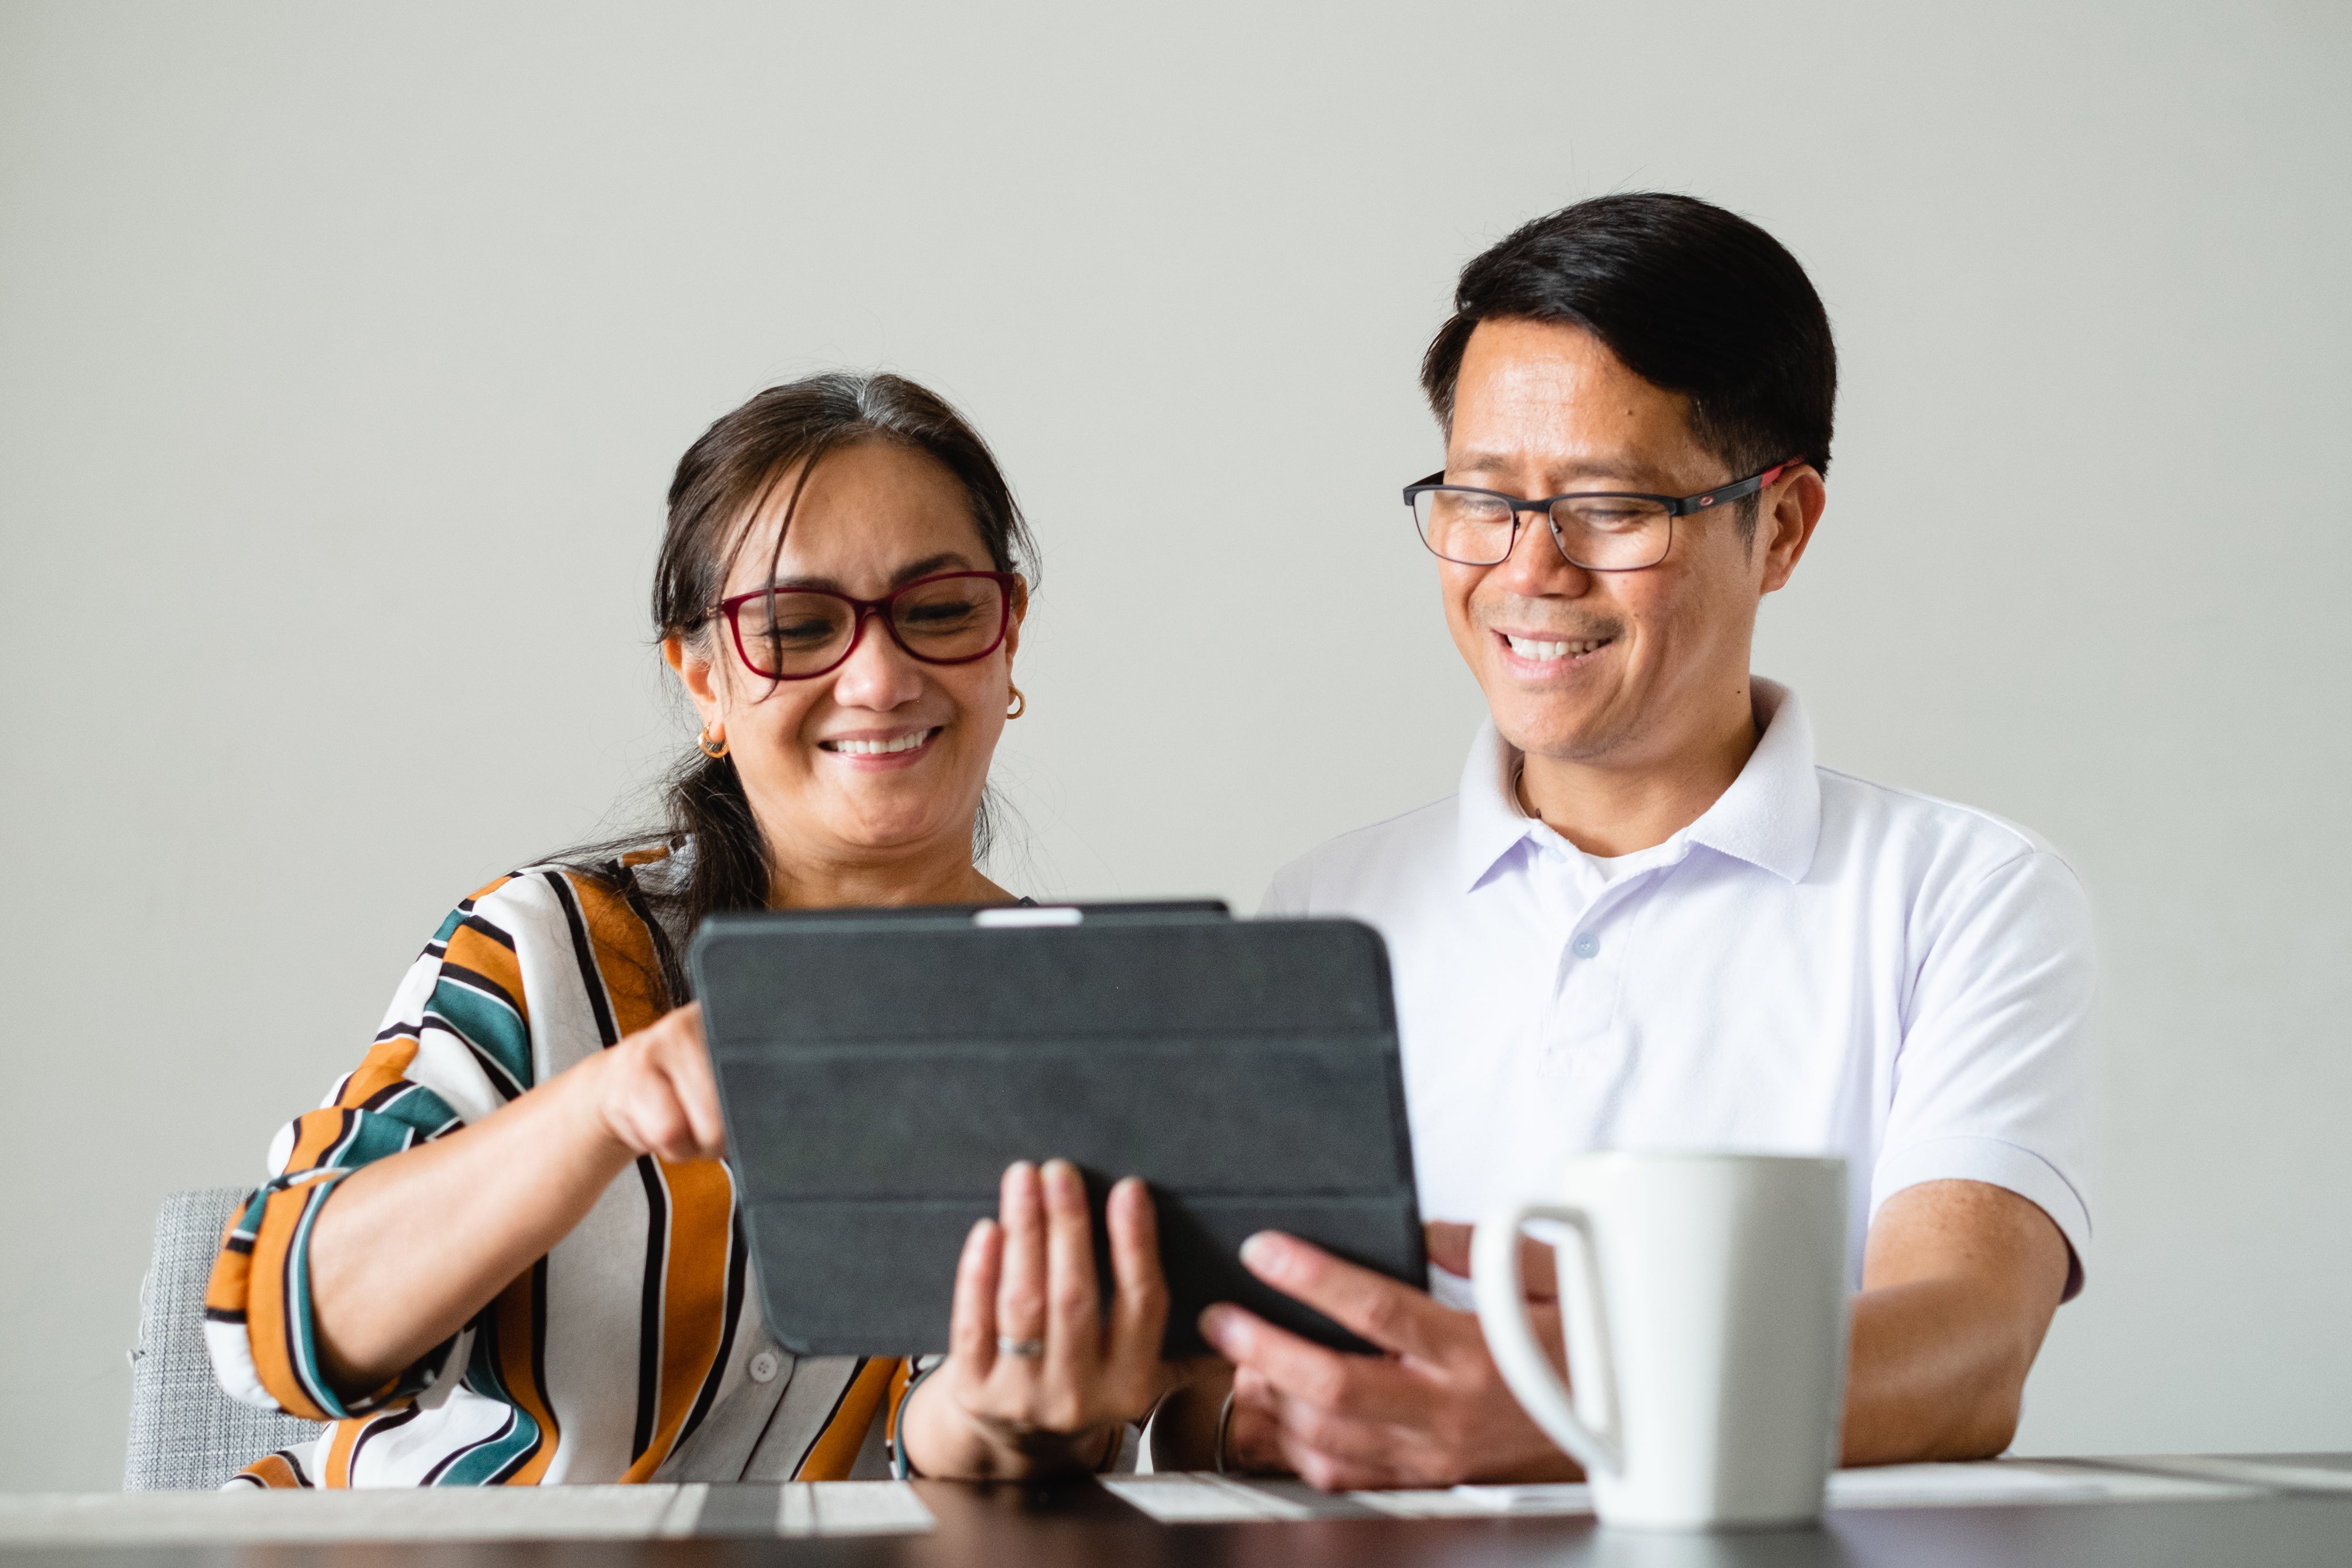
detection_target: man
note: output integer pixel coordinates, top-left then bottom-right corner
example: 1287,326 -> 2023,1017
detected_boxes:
1196,193 -> 2094,1488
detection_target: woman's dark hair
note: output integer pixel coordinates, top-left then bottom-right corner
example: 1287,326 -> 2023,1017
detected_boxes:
563,372 -> 1035,982
1421,193 -> 1837,526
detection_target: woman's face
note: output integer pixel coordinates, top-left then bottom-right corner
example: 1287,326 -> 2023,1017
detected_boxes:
667,440 -> 1024,889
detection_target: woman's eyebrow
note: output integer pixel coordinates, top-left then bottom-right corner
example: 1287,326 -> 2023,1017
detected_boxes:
889,552 -> 973,586
764,552 -> 977,594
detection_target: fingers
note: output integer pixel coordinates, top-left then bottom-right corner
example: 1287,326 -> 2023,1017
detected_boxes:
652,1005 -> 728,1159
1225,1367 -> 1287,1472
994,1161 -> 1048,1356
602,1061 -> 702,1164
1423,1221 -> 1557,1300
1236,1230 -> 1458,1362
1197,1301 -> 1431,1426
594,1005 -> 727,1163
1040,1160 -> 1102,1392
1227,1366 -> 1413,1484
1423,1221 -> 1474,1278
949,1217 -> 1003,1382
1102,1177 -> 1169,1377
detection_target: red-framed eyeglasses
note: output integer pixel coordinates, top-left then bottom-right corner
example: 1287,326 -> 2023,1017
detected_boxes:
715,571 -> 1019,681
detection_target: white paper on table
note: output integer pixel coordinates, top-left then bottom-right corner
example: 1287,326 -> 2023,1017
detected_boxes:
1100,1474 -> 1318,1522
0,1486 -> 690,1545
0,1482 -> 937,1546
2088,1455 -> 2352,1494
1367,1483 -> 1593,1519
1828,1461 -> 2262,1508
1430,1461 -> 2262,1519
798,1481 -> 935,1535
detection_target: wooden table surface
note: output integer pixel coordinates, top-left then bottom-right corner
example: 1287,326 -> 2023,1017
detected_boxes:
5,1455 -> 2347,1567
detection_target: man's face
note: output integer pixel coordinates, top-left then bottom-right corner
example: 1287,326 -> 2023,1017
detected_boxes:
1438,317 -> 1810,771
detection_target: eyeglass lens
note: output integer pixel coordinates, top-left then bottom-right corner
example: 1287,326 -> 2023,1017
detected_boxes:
733,576 -> 1008,678
1412,489 -> 1673,570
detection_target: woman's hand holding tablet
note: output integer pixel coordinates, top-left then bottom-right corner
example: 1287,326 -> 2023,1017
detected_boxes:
896,1159 -> 1182,1478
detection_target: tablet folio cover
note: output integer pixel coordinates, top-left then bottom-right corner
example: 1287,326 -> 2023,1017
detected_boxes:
692,908 -> 1423,1358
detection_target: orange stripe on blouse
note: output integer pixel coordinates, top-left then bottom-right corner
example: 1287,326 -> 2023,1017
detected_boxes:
282,1109 -> 356,1175
794,1359 -> 900,1481
565,872 -> 669,1037
322,1406 -> 364,1487
203,1233 -> 253,1321
241,1452 -> 305,1489
491,1263 -> 560,1485
569,871 -> 742,1482
242,1183 -> 335,1423
335,1037 -> 421,1110
443,920 -> 529,1016
636,1156 -> 735,1474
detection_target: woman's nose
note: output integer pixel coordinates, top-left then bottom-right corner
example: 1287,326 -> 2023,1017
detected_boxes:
829,612 -> 926,710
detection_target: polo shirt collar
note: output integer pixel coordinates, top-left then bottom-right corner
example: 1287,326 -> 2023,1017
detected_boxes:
1454,677 -> 1823,891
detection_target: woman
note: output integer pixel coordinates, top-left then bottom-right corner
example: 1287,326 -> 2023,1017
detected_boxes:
206,373 -> 1190,1485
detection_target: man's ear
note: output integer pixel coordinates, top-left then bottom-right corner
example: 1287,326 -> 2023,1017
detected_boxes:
1758,467 -> 1827,595
664,634 -> 724,729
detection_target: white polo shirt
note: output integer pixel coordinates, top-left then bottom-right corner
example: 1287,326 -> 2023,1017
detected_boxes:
1263,679 -> 2095,1295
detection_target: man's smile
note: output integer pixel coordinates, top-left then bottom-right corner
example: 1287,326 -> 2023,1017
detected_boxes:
1502,633 -> 1610,660
1494,629 -> 1616,673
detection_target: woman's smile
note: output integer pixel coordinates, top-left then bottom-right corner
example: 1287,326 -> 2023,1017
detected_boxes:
818,724 -> 945,766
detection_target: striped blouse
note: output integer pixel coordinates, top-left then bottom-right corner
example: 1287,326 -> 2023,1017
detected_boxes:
204,843 -> 911,1487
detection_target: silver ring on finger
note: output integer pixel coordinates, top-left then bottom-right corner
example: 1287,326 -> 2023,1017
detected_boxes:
996,1336 -> 1045,1358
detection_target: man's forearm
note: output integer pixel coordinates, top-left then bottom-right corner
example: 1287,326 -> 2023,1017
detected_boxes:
1840,1180 -> 2071,1465
1839,1275 -> 2040,1464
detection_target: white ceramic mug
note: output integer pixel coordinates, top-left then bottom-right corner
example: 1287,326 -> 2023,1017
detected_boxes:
1472,1151 -> 1850,1531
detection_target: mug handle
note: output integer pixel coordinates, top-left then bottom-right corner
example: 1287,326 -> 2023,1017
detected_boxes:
1472,1201 -> 1623,1478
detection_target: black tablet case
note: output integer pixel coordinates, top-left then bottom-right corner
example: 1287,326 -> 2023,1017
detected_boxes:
691,905 -> 1424,1358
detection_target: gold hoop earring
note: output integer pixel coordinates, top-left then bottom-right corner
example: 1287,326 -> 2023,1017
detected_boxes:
1005,686 -> 1026,720
697,726 -> 730,760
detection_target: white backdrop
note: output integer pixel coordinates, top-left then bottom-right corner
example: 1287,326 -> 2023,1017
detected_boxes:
2,0 -> 2346,1490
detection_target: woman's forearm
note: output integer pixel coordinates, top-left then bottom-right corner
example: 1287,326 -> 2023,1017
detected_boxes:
895,1368 -> 1116,1480
306,1053 -> 636,1396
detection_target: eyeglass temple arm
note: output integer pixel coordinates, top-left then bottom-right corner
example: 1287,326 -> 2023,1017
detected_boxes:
1673,460 -> 1799,515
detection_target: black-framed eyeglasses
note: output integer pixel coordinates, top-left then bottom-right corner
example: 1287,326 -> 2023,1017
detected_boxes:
714,570 -> 1018,680
1402,460 -> 1798,571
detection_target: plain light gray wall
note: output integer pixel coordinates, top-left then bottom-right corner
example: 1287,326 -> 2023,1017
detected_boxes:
3,0 -> 2346,1492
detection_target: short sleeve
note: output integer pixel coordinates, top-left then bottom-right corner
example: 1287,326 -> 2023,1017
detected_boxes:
1258,856 -> 1315,917
1873,847 -> 2098,1298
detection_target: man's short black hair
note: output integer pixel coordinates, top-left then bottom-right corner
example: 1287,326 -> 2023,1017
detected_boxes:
1421,193 -> 1837,483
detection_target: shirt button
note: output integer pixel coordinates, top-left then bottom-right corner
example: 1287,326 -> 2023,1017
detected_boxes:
1572,932 -> 1600,959
749,1350 -> 781,1384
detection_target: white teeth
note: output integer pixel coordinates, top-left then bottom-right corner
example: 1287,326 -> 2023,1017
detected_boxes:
1504,634 -> 1605,660
825,730 -> 933,756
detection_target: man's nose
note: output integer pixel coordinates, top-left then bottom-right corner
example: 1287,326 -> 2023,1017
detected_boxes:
829,611 -> 925,710
1494,505 -> 1592,594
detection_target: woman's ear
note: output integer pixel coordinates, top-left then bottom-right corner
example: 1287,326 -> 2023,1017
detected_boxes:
1003,575 -> 1030,663
664,634 -> 724,731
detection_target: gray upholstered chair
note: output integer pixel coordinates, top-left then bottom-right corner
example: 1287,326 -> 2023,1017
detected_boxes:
124,1187 -> 327,1490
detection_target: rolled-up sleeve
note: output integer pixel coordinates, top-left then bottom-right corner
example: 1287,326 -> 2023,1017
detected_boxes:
205,890 -> 532,1416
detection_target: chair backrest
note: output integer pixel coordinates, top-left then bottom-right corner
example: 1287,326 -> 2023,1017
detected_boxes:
125,1187 -> 327,1490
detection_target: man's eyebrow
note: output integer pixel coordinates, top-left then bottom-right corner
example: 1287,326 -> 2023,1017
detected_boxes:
1449,450 -> 1646,485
